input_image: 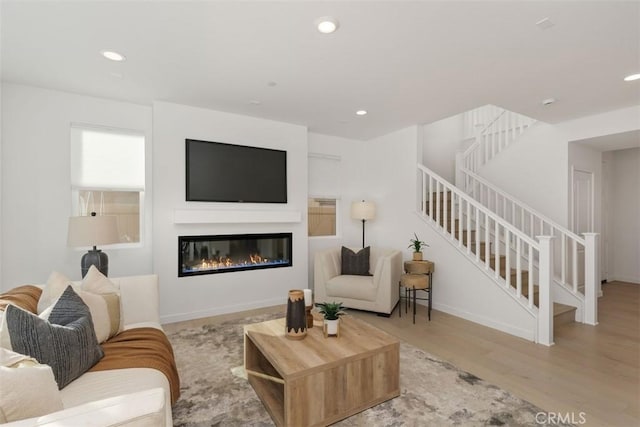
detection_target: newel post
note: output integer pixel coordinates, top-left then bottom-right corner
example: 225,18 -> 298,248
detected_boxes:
537,236 -> 554,346
583,233 -> 599,326
455,151 -> 464,189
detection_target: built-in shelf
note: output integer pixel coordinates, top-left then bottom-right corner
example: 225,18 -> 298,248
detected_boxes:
173,209 -> 302,224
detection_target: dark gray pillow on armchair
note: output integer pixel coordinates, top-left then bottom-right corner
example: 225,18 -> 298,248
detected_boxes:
341,246 -> 371,276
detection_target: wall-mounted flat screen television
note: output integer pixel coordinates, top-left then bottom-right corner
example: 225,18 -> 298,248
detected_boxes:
186,139 -> 287,203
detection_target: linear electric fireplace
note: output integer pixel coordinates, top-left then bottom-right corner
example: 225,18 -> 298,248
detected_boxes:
178,233 -> 292,277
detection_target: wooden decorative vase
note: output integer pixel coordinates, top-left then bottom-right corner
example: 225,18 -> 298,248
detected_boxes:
413,251 -> 423,261
285,289 -> 307,340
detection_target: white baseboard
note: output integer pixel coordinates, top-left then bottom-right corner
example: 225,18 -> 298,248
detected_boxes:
160,297 -> 284,324
606,275 -> 640,285
432,301 -> 536,342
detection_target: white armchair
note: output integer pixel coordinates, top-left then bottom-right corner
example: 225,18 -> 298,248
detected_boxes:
314,247 -> 402,315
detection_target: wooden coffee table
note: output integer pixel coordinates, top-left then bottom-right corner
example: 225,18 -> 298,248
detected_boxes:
244,316 -> 400,427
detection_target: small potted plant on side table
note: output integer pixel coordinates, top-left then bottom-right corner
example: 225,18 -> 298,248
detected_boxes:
315,302 -> 346,337
408,233 -> 429,261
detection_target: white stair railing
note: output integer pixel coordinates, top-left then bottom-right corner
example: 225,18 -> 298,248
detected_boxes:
418,163 -> 555,345
455,106 -> 598,326
455,169 -> 598,324
461,108 -> 536,175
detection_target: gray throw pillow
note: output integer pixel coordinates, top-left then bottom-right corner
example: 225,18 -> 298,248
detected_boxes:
341,246 -> 371,276
5,286 -> 104,389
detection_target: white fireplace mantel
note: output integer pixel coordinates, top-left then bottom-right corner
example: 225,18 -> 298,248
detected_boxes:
174,209 -> 302,224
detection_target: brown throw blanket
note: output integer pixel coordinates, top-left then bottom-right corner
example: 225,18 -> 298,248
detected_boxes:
90,327 -> 181,405
0,285 -> 42,313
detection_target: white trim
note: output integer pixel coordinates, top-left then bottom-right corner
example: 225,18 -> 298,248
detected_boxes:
431,301 -> 536,342
570,166 -> 595,233
174,209 -> 302,224
308,152 -> 341,161
607,275 -> 640,284
160,297 -> 284,324
70,122 -> 145,138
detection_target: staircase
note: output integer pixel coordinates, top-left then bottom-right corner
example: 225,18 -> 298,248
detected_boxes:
417,106 -> 599,345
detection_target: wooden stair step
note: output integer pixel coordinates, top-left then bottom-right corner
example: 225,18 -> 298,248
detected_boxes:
469,241 -> 490,253
424,199 -> 453,212
553,303 -> 576,327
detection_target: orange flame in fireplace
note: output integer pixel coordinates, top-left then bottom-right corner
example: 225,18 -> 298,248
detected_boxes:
193,254 -> 269,271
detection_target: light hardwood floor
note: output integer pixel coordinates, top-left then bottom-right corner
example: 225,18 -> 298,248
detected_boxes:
164,281 -> 639,427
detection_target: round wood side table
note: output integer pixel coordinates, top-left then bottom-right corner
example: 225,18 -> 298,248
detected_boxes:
399,260 -> 434,323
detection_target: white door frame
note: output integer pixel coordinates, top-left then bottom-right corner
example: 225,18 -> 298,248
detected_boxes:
570,167 -> 595,233
570,166 -> 599,293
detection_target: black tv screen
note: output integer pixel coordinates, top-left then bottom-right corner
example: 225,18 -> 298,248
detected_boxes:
186,139 -> 287,203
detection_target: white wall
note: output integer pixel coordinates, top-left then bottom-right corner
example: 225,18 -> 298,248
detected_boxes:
0,77 -> 3,285
421,114 -> 465,183
152,101 -> 308,323
362,125 -> 536,340
307,133 -> 366,288
478,122 -> 569,227
1,84 -> 153,289
558,106 -> 640,143
604,148 -> 640,283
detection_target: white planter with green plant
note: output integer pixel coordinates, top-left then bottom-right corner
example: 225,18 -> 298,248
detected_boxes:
315,302 -> 346,337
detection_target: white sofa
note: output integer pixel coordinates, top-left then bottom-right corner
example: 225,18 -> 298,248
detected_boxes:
2,274 -> 174,427
314,247 -> 402,315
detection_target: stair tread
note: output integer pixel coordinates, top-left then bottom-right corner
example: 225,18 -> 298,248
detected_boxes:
553,302 -> 576,316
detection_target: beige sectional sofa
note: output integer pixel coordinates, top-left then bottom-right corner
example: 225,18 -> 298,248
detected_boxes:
0,272 -> 178,426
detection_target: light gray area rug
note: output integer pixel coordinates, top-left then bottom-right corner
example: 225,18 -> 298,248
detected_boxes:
168,313 -> 567,426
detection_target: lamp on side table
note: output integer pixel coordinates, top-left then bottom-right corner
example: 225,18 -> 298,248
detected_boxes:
68,212 -> 119,278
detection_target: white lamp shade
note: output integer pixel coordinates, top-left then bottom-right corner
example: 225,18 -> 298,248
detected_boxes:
351,201 -> 376,220
68,215 -> 119,247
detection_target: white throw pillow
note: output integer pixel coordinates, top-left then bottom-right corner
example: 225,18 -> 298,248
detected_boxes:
0,348 -> 64,422
37,271 -> 72,314
81,266 -> 122,335
81,265 -> 120,295
0,309 -> 13,351
38,268 -> 121,343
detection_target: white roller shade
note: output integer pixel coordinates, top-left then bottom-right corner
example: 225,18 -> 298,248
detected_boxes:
71,126 -> 145,190
308,153 -> 340,197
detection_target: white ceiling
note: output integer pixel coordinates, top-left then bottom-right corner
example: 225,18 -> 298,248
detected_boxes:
1,1 -> 639,140
574,129 -> 640,152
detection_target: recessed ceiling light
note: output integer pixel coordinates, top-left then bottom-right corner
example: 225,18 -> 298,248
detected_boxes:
249,100 -> 261,105
542,98 -> 556,106
356,110 -> 368,116
624,73 -> 640,81
316,17 -> 339,34
101,50 -> 126,62
535,17 -> 555,30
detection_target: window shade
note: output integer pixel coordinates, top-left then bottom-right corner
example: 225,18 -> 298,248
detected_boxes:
71,127 -> 145,190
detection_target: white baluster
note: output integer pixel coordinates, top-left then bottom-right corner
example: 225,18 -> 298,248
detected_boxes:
572,239 -> 578,292
505,229 -> 511,288
485,214 -> 490,268
528,244 -> 534,309
475,208 -> 481,262
494,220 -> 500,279
466,201 -> 472,253
516,237 -> 522,297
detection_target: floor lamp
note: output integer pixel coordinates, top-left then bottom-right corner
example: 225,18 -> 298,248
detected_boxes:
68,212 -> 119,278
351,200 -> 376,248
